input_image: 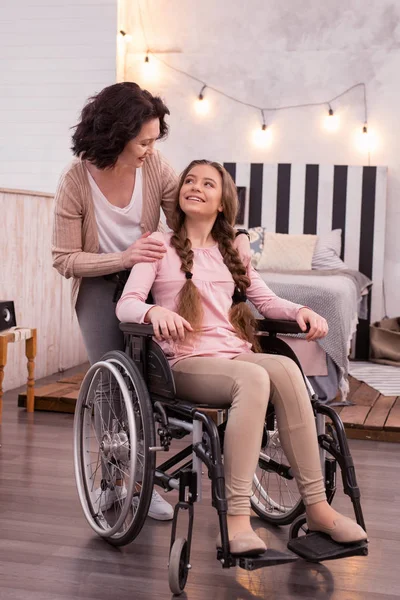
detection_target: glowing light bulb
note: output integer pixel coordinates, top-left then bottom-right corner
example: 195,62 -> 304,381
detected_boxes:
141,54 -> 158,81
194,94 -> 210,116
324,108 -> 339,132
355,125 -> 378,153
119,30 -> 132,42
253,124 -> 272,148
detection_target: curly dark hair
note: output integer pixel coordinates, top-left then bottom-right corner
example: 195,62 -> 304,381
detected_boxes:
71,82 -> 170,168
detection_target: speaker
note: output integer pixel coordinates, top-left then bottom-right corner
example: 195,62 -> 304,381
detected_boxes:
0,301 -> 16,332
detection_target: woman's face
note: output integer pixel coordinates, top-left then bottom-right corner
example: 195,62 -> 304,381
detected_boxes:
179,164 -> 223,221
117,118 -> 160,169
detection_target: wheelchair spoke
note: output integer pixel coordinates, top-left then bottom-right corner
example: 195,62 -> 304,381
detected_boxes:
74,353 -> 156,544
251,421 -> 303,524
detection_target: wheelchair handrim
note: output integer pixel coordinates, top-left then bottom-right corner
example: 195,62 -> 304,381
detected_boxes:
73,361 -> 137,538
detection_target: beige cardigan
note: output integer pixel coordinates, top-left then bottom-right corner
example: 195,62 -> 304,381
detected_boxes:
52,150 -> 178,307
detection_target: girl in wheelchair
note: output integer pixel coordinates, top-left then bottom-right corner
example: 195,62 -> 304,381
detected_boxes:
116,159 -> 367,556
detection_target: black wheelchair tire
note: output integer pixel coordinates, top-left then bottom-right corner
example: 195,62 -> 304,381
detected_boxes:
100,350 -> 156,546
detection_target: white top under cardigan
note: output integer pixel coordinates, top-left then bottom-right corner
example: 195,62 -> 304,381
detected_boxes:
88,167 -> 143,253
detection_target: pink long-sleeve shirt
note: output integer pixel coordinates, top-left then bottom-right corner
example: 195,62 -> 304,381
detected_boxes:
116,232 -> 304,366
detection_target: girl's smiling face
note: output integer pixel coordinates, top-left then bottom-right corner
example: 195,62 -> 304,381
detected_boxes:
179,164 -> 223,220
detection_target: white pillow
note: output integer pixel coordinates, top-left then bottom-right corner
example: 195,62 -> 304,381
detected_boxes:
312,229 -> 347,270
257,232 -> 317,271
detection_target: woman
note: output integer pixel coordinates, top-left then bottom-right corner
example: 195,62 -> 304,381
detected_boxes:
52,82 -> 251,520
116,160 -> 368,555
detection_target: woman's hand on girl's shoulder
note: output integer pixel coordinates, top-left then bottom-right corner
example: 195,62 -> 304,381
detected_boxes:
121,232 -> 167,269
144,306 -> 194,342
296,308 -> 329,342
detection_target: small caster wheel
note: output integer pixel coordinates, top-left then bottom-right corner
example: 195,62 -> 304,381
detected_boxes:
289,515 -> 308,540
168,537 -> 189,595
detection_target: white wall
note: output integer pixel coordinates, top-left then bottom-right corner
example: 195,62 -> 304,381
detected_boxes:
0,0 -> 117,194
0,190 -> 87,392
125,0 -> 400,318
0,0 -> 117,387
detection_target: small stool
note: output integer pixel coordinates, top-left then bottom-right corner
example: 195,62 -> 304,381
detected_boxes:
0,327 -> 37,423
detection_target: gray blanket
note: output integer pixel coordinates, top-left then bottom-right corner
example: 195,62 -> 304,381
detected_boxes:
256,269 -> 372,402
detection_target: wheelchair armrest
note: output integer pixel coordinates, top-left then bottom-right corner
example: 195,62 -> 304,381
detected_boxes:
119,319 -> 309,338
119,322 -> 154,336
257,318 -> 309,335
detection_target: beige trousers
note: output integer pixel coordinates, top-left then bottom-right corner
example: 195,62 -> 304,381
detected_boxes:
172,352 -> 326,515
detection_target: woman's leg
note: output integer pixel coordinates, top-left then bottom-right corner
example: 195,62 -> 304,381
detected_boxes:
235,353 -> 367,542
75,277 -> 125,364
76,276 -> 125,486
172,356 -> 270,549
76,277 -> 173,520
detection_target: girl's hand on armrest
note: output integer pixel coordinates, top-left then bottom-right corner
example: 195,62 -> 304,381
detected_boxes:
121,232 -> 167,269
296,308 -> 329,342
145,306 -> 194,342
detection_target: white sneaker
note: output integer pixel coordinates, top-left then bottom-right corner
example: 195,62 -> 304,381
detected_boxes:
148,489 -> 174,521
93,484 -> 127,512
95,485 -> 173,520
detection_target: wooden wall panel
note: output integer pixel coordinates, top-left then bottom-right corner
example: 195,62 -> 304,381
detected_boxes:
0,190 -> 87,392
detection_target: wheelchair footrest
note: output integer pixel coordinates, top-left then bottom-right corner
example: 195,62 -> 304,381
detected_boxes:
287,532 -> 368,563
235,549 -> 299,571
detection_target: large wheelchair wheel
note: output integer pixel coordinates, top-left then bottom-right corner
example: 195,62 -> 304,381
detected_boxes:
251,415 -> 304,525
73,350 -> 156,546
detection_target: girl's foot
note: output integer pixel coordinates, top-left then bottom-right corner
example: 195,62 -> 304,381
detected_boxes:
216,514 -> 267,555
306,502 -> 367,544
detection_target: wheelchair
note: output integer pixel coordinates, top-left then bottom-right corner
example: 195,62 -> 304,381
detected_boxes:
73,317 -> 368,595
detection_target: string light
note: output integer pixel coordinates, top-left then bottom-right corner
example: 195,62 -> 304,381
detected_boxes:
141,52 -> 158,81
132,8 -> 375,152
138,49 -> 371,148
253,124 -> 273,148
324,106 -> 340,132
194,85 -> 210,116
355,124 -> 378,153
146,50 -> 368,124
119,29 -> 132,42
253,111 -> 272,148
132,0 -> 376,151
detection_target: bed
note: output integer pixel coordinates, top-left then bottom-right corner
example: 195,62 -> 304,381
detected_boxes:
222,161 -> 387,403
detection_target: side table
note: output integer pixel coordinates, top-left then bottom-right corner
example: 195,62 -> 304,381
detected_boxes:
0,327 -> 37,423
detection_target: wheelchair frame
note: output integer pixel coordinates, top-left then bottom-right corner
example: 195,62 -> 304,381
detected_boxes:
73,318 -> 368,595
121,319 -> 368,592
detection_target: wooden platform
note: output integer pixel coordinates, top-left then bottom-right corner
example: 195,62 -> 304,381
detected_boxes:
334,376 -> 400,442
18,370 -> 400,442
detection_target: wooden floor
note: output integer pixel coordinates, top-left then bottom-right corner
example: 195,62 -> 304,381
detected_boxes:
2,365 -> 400,599
19,365 -> 400,442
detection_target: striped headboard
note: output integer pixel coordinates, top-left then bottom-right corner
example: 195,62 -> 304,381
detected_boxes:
223,163 -> 388,359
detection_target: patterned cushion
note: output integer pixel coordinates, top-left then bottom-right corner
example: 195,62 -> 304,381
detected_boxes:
248,227 -> 264,268
312,229 -> 347,270
257,232 -> 317,271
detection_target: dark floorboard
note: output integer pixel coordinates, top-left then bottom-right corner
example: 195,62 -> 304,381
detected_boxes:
1,366 -> 399,599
